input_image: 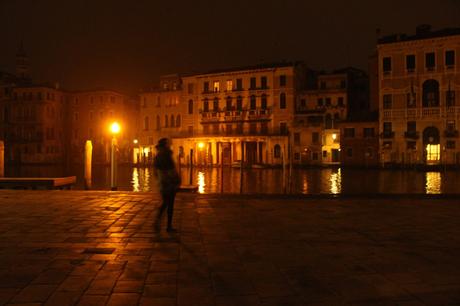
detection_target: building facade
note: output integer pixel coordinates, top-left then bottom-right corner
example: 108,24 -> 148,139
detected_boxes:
292,68 -> 370,165
378,26 -> 460,166
139,63 -> 308,167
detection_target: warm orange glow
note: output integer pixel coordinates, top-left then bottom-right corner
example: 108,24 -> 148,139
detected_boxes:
133,139 -> 138,144
110,122 -> 121,134
198,142 -> 205,149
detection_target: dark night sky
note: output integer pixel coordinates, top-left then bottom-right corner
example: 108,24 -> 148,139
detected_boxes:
1,0 -> 459,93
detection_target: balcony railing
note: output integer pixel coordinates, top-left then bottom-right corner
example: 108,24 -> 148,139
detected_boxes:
444,129 -> 459,138
201,108 -> 272,122
171,127 -> 289,138
380,131 -> 395,139
404,131 -> 420,139
382,107 -> 460,120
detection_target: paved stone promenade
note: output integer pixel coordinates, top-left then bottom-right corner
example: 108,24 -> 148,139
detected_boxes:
0,191 -> 459,305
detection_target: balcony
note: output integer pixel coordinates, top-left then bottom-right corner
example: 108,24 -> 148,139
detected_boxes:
247,108 -> 271,120
201,111 -> 221,122
382,107 -> 460,120
444,129 -> 459,138
404,131 -> 419,139
380,131 -> 395,139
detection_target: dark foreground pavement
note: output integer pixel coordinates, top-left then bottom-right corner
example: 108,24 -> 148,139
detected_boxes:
0,191 -> 459,306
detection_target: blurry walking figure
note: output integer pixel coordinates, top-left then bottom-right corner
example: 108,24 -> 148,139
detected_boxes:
153,138 -> 181,232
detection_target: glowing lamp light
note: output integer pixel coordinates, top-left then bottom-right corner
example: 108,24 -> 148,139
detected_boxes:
110,122 -> 121,134
198,142 -> 205,149
332,133 -> 337,140
133,139 -> 138,144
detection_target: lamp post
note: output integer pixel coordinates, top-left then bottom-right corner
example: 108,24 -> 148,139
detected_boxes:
110,122 -> 121,191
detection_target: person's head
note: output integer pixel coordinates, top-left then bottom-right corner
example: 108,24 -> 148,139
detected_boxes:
156,138 -> 170,150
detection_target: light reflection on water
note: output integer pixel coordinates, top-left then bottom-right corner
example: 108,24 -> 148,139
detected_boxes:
197,171 -> 205,194
425,172 -> 441,194
330,168 -> 342,194
4,165 -> 460,194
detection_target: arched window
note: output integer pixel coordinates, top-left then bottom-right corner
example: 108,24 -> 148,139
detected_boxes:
236,96 -> 243,110
165,115 -> 168,128
274,144 -> 281,158
170,114 -> 175,127
422,79 -> 440,107
250,95 -> 256,109
144,116 -> 149,131
156,115 -> 160,130
176,114 -> 181,127
261,94 -> 267,109
280,93 -> 286,109
188,99 -> 193,114
226,96 -> 232,110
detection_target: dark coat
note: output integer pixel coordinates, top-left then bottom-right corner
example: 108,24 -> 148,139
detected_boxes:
153,147 -> 181,194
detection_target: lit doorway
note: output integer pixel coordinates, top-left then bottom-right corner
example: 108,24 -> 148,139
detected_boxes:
423,126 -> 440,165
426,144 -> 440,164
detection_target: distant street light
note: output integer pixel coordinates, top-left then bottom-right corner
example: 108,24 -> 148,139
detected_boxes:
198,142 -> 205,150
110,122 -> 121,191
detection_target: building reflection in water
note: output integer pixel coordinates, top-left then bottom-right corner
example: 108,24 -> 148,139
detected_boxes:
329,168 -> 342,194
425,171 -> 441,194
197,171 -> 205,193
301,173 -> 308,194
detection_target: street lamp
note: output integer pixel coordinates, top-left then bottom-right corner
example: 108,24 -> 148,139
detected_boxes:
110,122 -> 121,190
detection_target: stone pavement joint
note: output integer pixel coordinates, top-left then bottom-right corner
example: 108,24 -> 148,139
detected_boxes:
0,190 -> 459,305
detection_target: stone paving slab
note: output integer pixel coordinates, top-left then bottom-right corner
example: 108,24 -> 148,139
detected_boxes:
0,190 -> 459,305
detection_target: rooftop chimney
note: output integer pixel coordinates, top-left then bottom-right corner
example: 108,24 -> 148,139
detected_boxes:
416,24 -> 432,35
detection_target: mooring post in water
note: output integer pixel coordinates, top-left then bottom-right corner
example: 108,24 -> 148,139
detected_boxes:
221,149 -> 224,193
282,145 -> 286,194
189,148 -> 193,185
240,141 -> 244,194
84,140 -> 92,190
0,140 -> 4,178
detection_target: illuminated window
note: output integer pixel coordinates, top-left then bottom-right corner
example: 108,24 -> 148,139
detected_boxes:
213,81 -> 220,93
426,144 -> 440,163
226,80 -> 233,91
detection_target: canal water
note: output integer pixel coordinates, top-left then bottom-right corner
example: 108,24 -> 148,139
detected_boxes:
4,165 -> 460,194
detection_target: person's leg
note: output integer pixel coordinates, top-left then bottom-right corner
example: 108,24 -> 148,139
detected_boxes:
166,192 -> 176,231
155,193 -> 168,229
